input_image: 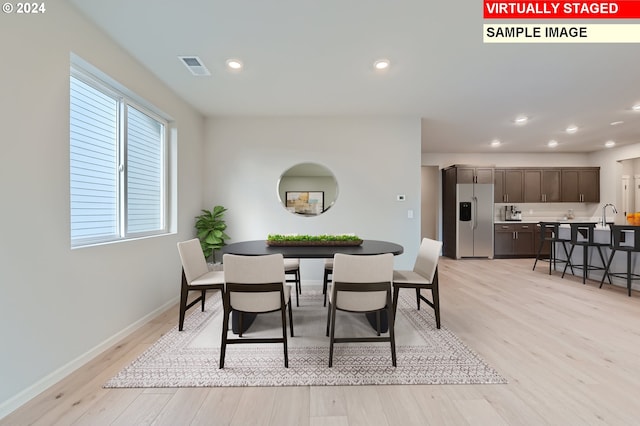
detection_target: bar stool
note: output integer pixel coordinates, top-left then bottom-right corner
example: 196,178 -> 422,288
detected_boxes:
562,222 -> 611,285
600,225 -> 640,297
532,222 -> 574,275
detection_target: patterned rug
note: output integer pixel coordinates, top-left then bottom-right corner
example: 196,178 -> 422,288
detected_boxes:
104,290 -> 506,387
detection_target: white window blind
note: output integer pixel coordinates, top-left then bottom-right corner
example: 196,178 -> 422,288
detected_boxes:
126,106 -> 164,234
70,68 -> 168,247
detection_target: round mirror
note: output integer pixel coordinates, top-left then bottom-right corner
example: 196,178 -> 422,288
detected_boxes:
277,162 -> 338,216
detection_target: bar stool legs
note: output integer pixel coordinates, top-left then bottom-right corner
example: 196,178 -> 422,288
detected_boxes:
600,225 -> 640,297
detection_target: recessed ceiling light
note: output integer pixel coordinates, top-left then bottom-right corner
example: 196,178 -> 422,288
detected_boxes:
605,140 -> 616,148
547,140 -> 558,148
490,139 -> 501,148
610,121 -> 624,126
226,59 -> 243,70
632,103 -> 640,111
514,115 -> 528,125
565,125 -> 578,134
373,59 -> 390,70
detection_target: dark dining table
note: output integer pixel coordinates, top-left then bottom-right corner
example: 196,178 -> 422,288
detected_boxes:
222,239 -> 404,258
221,239 -> 404,333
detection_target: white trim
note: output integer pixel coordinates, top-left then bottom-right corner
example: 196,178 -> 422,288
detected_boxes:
0,297 -> 178,421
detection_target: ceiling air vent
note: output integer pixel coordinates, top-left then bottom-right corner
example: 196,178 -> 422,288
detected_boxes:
178,56 -> 211,76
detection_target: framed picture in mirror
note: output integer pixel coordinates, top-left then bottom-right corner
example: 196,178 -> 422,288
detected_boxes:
286,191 -> 324,216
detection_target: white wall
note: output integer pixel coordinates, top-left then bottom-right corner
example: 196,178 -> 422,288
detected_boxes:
589,143 -> 640,217
0,3 -> 205,416
204,117 -> 422,280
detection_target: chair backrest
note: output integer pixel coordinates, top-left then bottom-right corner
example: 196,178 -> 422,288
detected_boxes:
610,225 -> 640,251
538,222 -> 560,240
569,222 -> 597,244
332,253 -> 394,312
177,238 -> 209,284
413,238 -> 443,282
222,253 -> 285,312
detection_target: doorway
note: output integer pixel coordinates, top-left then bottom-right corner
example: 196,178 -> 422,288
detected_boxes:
421,166 -> 439,240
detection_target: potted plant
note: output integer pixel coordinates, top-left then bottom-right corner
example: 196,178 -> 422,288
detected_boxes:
195,205 -> 230,263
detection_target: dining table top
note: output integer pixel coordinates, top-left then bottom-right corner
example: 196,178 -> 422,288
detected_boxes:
221,239 -> 404,259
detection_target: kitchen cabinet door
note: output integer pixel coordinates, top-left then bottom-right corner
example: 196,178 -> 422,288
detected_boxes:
562,168 -> 600,202
513,224 -> 535,255
475,168 -> 494,184
495,169 -> 523,203
494,224 -> 515,256
579,169 -> 599,202
494,223 -> 536,257
542,169 -> 562,202
457,167 -> 494,184
524,169 -> 561,202
524,170 -> 542,202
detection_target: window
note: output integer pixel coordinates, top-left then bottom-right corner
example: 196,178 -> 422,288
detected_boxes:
70,67 -> 169,247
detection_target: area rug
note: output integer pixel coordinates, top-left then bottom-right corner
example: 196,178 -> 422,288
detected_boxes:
104,290 -> 506,388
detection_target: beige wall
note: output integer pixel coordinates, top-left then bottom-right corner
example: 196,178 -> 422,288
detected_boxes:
203,117 -> 423,280
0,2 -> 205,416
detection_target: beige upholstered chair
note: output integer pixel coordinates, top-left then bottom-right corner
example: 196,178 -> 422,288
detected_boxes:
284,258 -> 301,306
220,254 -> 294,368
325,253 -> 396,367
322,258 -> 333,307
392,238 -> 443,329
176,238 -> 225,331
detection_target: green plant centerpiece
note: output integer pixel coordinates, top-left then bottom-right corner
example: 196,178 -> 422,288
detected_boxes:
195,205 -> 230,263
266,234 -> 363,246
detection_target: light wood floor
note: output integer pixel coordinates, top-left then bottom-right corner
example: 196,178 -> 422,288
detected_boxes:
3,258 -> 640,425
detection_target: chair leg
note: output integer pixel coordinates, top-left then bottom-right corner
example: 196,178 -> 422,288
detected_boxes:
533,238 -> 545,271
178,281 -> 189,332
219,306 -> 230,369
288,300 -> 294,337
295,269 -> 300,307
596,246 -> 612,285
387,292 -> 397,367
561,242 -> 575,275
281,304 -> 288,368
375,311 -> 381,336
562,245 -> 575,278
392,286 -> 400,324
582,245 -> 588,284
432,273 -> 441,329
549,240 -> 554,274
328,300 -> 338,367
415,288 -> 421,310
326,301 -> 331,337
323,269 -> 331,307
600,250 -> 615,288
239,312 -> 244,338
627,251 -> 632,297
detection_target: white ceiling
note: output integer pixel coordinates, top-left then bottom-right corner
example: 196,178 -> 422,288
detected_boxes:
68,0 -> 640,153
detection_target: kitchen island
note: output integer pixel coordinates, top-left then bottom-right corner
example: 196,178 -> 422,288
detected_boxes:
553,223 -> 640,293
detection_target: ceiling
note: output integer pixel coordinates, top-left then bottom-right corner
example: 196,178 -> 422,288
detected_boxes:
68,0 -> 640,153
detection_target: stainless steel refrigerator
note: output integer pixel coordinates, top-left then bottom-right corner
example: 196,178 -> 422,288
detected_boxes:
456,183 -> 494,258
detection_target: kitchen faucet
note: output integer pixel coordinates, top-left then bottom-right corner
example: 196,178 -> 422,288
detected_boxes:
601,203 -> 617,227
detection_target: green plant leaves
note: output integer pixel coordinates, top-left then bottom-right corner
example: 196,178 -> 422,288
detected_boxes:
195,205 -> 229,261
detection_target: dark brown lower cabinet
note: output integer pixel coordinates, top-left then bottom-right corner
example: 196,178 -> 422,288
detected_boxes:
494,223 -> 540,258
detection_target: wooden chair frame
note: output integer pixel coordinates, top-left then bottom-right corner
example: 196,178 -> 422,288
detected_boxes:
325,281 -> 396,368
179,268 -> 224,331
392,266 -> 440,329
219,282 -> 294,368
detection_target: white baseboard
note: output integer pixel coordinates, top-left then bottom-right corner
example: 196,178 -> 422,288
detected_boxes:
0,297 -> 178,421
